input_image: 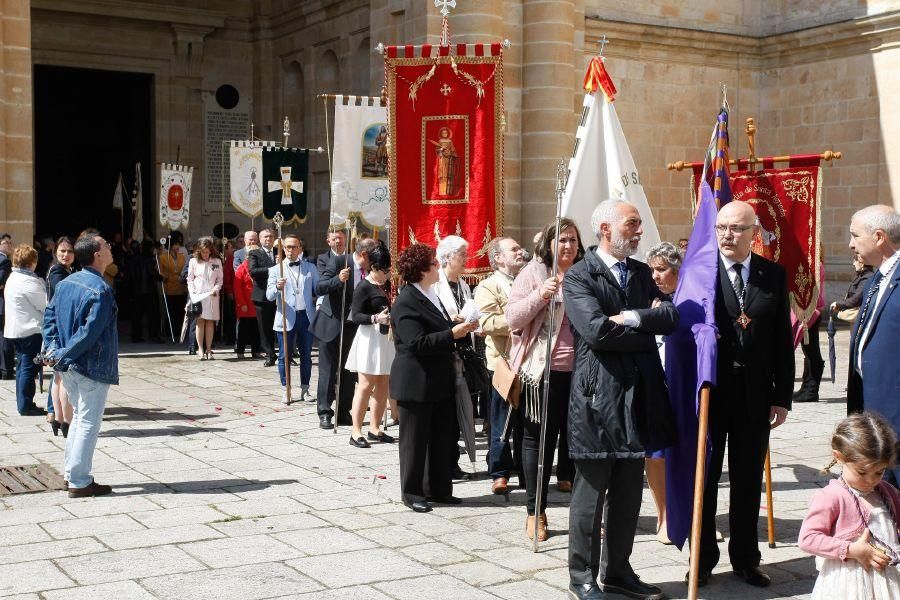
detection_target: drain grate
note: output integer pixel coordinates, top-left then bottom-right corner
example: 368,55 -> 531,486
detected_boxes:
0,464 -> 66,496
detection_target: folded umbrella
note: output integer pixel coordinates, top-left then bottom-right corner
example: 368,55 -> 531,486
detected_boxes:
827,312 -> 837,384
453,354 -> 477,467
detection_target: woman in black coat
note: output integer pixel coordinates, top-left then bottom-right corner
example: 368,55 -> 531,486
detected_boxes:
390,243 -> 478,513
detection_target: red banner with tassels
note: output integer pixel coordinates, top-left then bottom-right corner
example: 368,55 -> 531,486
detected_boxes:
385,43 -> 504,276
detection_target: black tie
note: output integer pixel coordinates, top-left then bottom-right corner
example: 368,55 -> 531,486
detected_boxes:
856,270 -> 885,336
733,264 -> 745,298
289,261 -> 300,267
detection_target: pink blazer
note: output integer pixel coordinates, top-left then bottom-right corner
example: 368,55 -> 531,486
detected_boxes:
506,260 -> 565,372
798,478 -> 900,561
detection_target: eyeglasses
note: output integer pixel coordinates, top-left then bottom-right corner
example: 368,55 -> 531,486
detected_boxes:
283,245 -> 299,250
715,225 -> 754,235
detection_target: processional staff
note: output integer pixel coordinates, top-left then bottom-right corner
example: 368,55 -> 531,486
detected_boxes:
273,211 -> 292,405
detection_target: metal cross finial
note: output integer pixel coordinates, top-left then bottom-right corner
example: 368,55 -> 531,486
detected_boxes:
720,83 -> 729,109
556,159 -> 568,200
273,211 -> 284,232
435,0 -> 456,17
282,116 -> 290,147
598,35 -> 609,57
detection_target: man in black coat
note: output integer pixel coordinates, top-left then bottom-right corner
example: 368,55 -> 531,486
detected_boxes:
315,230 -> 347,275
247,229 -> 277,366
563,200 -> 677,600
696,200 -> 793,589
311,237 -> 376,429
0,234 -> 14,379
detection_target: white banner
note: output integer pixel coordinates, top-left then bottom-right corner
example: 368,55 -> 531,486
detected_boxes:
159,163 -> 194,231
331,96 -> 390,230
229,141 -> 273,218
562,92 -> 660,259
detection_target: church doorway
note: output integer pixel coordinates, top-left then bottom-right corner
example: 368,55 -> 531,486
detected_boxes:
33,65 -> 153,241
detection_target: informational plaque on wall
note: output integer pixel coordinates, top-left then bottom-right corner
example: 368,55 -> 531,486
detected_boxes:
205,108 -> 250,206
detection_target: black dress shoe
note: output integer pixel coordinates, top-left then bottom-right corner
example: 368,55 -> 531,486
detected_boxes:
188,349 -> 197,356
451,467 -> 474,480
792,389 -> 819,403
20,407 -> 47,417
602,574 -> 665,599
263,358 -> 276,367
427,495 -> 462,504
349,435 -> 370,448
683,570 -> 711,588
289,358 -> 298,366
568,582 -> 606,600
403,500 -> 432,513
319,415 -> 334,429
367,431 -> 395,443
733,566 -> 770,587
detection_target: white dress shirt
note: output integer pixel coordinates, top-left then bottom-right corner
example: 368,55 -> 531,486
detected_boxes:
720,253 -> 752,291
413,282 -> 445,316
595,248 -> 640,327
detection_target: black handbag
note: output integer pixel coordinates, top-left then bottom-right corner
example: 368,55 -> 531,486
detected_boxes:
186,300 -> 202,317
456,344 -> 490,395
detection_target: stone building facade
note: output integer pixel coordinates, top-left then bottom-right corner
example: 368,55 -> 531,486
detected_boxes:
0,0 -> 897,274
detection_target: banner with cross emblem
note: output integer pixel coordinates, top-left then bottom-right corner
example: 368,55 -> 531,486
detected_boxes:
262,147 -> 309,224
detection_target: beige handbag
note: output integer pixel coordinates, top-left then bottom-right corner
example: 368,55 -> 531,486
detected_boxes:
492,339 -> 521,409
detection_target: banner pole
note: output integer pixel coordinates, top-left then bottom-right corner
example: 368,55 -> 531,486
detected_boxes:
687,385 -> 711,600
765,447 -> 776,548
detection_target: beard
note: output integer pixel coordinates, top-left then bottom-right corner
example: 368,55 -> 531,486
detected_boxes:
612,231 -> 640,257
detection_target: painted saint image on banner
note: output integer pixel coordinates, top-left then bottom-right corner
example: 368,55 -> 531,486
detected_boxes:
421,116 -> 468,204
361,124 -> 388,178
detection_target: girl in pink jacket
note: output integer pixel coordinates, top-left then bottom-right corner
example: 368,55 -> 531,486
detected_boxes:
799,412 -> 900,599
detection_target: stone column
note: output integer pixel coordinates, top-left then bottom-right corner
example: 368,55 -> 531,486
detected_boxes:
0,0 -> 34,243
520,0 -> 576,238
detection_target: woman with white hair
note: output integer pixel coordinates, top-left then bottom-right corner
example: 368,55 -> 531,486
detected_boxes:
644,240 -> 683,545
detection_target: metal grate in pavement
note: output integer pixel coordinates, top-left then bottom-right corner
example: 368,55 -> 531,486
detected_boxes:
0,464 -> 66,496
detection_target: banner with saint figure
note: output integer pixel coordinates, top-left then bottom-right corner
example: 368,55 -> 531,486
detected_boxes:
331,96 -> 390,231
159,163 -> 193,230
262,147 -> 309,224
385,43 -> 504,276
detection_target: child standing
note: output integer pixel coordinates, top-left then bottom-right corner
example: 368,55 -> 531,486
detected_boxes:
799,412 -> 900,599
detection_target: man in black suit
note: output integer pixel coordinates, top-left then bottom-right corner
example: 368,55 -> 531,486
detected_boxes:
312,237 -> 376,429
695,201 -> 794,589
247,229 -> 277,366
315,230 -> 347,276
0,234 -> 14,379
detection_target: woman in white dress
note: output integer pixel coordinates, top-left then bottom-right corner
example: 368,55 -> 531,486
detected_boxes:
345,241 -> 395,448
187,237 -> 223,360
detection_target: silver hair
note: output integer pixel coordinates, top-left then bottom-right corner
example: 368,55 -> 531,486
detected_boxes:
487,236 -> 511,271
646,241 -> 683,276
590,199 -> 626,240
853,205 -> 900,245
436,235 -> 469,267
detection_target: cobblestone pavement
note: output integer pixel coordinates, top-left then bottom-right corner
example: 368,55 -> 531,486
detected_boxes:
0,327 -> 851,599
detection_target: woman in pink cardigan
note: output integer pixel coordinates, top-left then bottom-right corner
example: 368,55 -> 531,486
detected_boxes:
506,217 -> 584,541
798,412 -> 900,599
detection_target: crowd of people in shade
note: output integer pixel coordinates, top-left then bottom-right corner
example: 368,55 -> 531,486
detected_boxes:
1,199 -> 899,600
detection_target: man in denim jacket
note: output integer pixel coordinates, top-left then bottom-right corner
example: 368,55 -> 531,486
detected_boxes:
43,234 -> 119,498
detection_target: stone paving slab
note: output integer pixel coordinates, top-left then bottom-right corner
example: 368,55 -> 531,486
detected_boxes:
0,332 -> 853,598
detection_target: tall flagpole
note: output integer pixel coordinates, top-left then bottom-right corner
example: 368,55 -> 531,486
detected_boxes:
533,159 -> 567,553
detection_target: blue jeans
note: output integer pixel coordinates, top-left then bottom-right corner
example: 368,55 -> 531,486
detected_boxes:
276,311 -> 313,387
488,385 -> 522,479
61,370 -> 110,489
12,333 -> 41,414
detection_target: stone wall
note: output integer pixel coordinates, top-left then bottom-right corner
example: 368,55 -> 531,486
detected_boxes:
0,0 -> 33,244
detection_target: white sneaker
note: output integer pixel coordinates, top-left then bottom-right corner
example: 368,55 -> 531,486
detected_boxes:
281,389 -> 290,405
301,387 -> 316,403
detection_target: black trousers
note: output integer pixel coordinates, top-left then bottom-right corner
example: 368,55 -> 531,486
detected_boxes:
131,293 -> 160,341
798,315 -> 825,394
522,369 -> 575,515
699,367 -> 771,572
254,300 -> 276,359
568,457 -> 645,585
235,317 -> 260,354
164,294 -> 186,343
316,329 -> 356,423
222,295 -> 236,345
397,398 -> 456,504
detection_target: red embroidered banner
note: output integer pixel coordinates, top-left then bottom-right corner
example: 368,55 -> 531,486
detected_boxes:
691,157 -> 823,330
385,44 -> 504,276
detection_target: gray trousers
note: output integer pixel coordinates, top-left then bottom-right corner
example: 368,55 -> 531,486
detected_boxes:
568,457 -> 645,585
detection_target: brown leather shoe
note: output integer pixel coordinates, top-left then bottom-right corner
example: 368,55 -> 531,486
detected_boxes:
491,477 -> 509,495
68,481 -> 112,498
537,512 -> 549,541
526,515 -> 536,539
557,480 -> 572,493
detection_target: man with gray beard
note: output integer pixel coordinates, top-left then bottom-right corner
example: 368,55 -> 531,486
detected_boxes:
474,236 -> 526,494
564,199 -> 677,600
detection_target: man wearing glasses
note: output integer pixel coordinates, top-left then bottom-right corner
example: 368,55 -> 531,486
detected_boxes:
43,234 -> 119,498
693,201 -> 793,589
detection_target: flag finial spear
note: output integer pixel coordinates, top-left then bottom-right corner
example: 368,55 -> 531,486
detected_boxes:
598,35 -> 609,57
720,83 -> 729,110
435,0 -> 456,46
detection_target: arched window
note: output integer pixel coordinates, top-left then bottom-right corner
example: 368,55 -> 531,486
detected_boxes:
353,37 -> 371,95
